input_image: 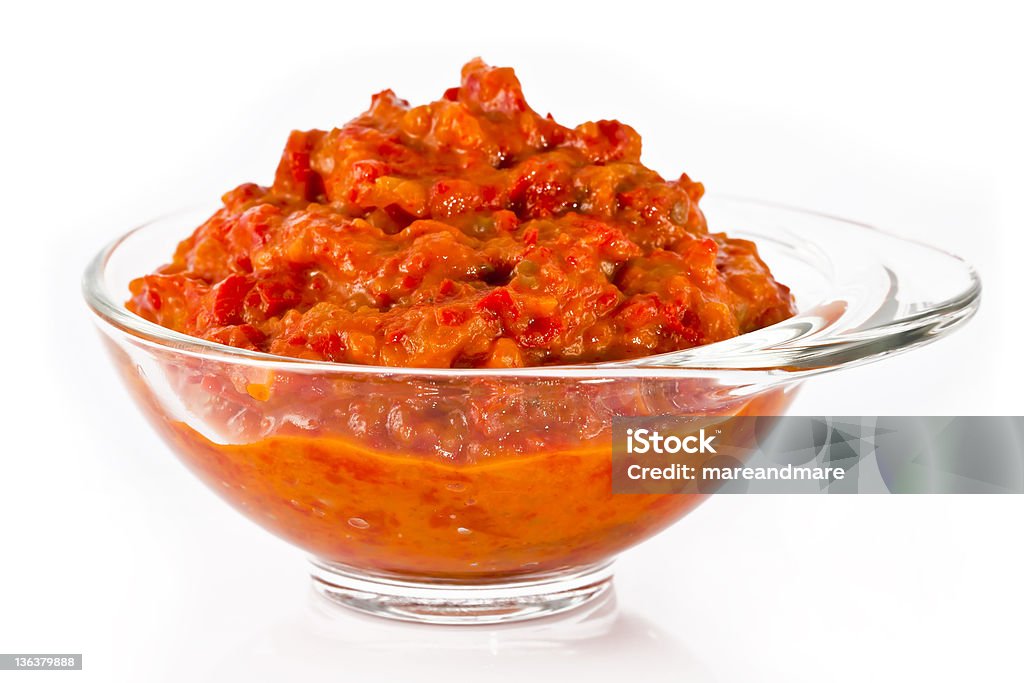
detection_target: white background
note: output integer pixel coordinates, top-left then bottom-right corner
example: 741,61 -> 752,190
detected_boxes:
2,1 -> 1022,681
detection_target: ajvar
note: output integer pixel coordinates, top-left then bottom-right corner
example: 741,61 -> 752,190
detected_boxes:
127,59 -> 795,368
114,60 -> 798,579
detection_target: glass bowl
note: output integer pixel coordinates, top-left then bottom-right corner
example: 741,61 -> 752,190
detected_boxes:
82,196 -> 980,624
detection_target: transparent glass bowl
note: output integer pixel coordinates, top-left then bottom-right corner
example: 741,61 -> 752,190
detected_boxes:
83,196 -> 980,624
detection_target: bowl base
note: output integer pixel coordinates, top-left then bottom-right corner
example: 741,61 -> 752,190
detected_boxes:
309,559 -> 614,625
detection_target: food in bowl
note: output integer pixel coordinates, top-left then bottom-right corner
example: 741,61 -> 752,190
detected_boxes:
85,60 -> 979,625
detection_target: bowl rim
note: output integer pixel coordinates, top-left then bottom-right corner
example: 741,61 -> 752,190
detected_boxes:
82,196 -> 982,380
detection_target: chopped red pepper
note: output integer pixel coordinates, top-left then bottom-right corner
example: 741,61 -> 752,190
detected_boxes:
128,60 -> 795,368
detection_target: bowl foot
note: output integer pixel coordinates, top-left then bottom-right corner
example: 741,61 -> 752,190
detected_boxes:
309,559 -> 614,625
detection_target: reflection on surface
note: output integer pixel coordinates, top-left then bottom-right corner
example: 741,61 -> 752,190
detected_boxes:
203,588 -> 714,682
